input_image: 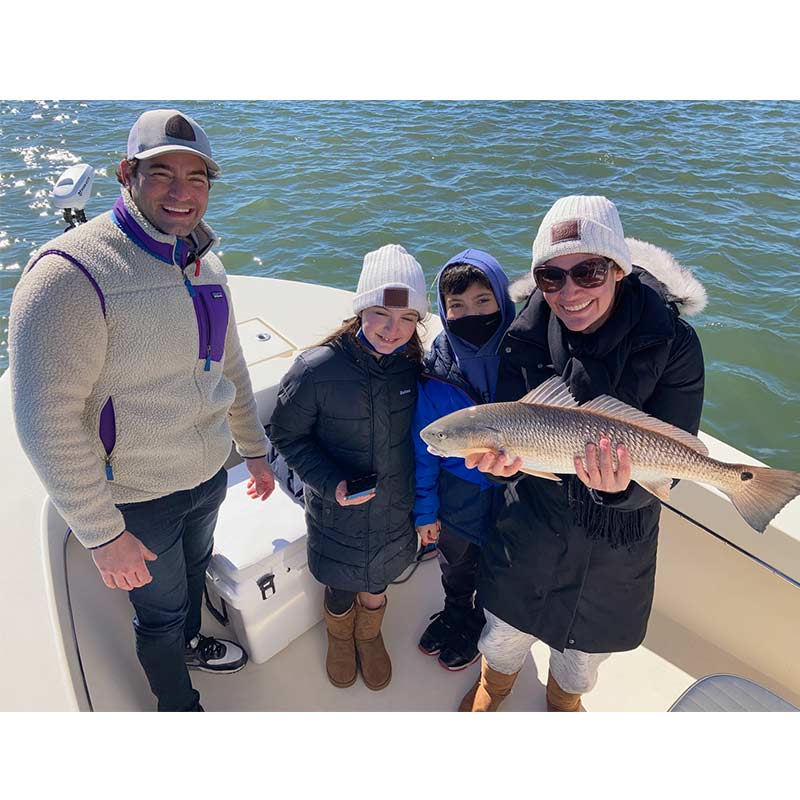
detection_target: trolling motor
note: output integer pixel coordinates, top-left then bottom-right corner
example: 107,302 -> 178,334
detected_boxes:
51,163 -> 95,230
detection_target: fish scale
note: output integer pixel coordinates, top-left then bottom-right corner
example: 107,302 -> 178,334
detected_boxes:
482,403 -> 708,481
419,375 -> 800,534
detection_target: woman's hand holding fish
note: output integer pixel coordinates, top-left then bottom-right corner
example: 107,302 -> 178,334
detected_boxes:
464,451 -> 523,478
574,438 -> 632,493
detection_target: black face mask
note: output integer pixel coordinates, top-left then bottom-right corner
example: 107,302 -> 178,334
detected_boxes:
448,310 -> 502,347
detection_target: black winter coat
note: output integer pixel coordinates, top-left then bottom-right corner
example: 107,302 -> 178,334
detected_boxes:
268,333 -> 420,593
477,269 -> 705,653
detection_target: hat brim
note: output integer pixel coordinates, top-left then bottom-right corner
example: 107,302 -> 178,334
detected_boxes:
131,145 -> 221,179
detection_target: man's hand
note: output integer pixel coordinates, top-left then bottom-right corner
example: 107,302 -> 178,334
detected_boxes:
464,451 -> 523,478
335,480 -> 376,507
416,521 -> 440,546
245,457 -> 276,501
91,530 -> 158,591
574,438 -> 632,494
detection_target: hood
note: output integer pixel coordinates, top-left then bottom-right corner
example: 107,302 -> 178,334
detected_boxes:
436,248 -> 516,357
508,237 -> 708,317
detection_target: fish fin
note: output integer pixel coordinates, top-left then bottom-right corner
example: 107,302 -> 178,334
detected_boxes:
721,466 -> 800,534
580,395 -> 709,456
518,468 -> 562,482
519,375 -> 579,408
637,478 -> 673,502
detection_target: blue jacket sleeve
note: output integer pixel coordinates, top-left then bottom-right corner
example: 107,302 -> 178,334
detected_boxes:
412,379 -> 443,526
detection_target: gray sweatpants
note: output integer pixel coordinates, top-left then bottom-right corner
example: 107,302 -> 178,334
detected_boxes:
479,609 -> 612,695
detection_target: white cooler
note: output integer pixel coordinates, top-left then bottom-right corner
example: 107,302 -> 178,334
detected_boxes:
205,462 -> 324,664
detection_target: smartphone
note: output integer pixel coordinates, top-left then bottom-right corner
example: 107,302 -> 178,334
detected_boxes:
345,474 -> 378,500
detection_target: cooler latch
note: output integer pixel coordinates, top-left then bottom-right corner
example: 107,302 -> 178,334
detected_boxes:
258,572 -> 276,599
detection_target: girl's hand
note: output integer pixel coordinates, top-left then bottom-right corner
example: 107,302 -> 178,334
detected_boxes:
574,438 -> 632,493
416,521 -> 440,546
335,479 -> 376,507
464,450 -> 523,478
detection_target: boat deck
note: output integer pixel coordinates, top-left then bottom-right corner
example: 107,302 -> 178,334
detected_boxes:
67,521 -> 795,712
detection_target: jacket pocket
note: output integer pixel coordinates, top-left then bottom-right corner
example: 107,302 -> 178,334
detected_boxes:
98,396 -> 116,480
191,284 -> 229,370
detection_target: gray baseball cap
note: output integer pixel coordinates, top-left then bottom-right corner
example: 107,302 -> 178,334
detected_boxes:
126,109 -> 221,179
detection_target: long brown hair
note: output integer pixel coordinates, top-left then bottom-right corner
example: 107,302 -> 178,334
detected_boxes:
315,315 -> 425,363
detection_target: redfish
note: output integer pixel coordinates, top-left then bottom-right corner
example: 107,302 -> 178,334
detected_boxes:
419,376 -> 800,534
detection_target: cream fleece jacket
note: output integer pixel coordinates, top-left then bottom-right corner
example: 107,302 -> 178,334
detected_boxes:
9,189 -> 267,548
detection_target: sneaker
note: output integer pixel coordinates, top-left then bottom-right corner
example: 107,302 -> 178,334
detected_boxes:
418,610 -> 456,657
184,634 -> 248,674
437,628 -> 481,671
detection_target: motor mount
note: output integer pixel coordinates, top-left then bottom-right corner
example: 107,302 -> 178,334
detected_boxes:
52,163 -> 95,230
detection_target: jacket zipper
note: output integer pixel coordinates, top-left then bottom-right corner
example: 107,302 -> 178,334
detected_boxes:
366,356 -> 375,583
198,291 -> 213,371
99,396 -> 116,481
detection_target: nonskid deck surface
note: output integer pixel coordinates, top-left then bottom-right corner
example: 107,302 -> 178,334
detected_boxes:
68,522 -> 795,712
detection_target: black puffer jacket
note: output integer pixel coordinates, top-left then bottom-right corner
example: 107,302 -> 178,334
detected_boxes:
268,333 -> 420,592
477,256 -> 706,654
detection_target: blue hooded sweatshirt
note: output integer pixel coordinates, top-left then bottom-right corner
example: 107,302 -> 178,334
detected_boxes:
412,248 -> 516,545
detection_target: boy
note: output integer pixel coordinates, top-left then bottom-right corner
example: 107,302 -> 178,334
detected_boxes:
413,248 -> 516,670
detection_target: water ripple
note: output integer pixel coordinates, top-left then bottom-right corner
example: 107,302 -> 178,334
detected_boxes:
1,100 -> 799,468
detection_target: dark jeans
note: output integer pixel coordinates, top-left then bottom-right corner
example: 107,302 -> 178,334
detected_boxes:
117,467 -> 228,712
438,529 -> 485,629
325,585 -> 387,615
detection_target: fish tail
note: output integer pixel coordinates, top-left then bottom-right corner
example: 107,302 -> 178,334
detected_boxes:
722,465 -> 800,534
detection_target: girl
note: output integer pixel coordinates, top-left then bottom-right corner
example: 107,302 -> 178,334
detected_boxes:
461,196 -> 707,711
268,244 -> 428,690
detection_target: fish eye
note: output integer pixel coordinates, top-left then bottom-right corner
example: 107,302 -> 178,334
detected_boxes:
437,432 -> 447,439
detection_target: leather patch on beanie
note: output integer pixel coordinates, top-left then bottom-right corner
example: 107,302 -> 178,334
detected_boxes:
551,219 -> 581,244
382,287 -> 409,308
165,114 -> 196,142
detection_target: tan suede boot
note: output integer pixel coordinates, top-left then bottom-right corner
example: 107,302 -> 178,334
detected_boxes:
323,602 -> 357,688
354,597 -> 391,690
546,671 -> 586,711
458,657 -> 519,711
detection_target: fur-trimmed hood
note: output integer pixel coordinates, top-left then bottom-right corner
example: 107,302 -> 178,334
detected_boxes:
509,238 -> 708,317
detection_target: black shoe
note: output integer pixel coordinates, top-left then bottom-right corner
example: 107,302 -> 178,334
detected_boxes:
418,610 -> 456,657
184,634 -> 248,674
438,631 -> 481,671
437,613 -> 483,671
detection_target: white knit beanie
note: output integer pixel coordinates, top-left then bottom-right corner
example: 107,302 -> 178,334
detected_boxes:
531,195 -> 632,275
352,244 -> 428,318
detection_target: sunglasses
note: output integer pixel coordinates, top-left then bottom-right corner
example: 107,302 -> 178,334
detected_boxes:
533,257 -> 614,293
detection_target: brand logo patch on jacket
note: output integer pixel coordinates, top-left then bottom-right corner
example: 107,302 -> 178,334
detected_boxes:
550,219 -> 581,244
400,388 -> 412,396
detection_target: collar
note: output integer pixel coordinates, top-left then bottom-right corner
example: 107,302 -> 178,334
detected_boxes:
356,327 -> 408,355
111,189 -> 218,269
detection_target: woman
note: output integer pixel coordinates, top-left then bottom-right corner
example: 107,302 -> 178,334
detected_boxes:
460,195 -> 707,711
268,243 -> 427,691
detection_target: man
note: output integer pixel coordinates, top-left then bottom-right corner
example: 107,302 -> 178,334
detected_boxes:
9,108 -> 274,711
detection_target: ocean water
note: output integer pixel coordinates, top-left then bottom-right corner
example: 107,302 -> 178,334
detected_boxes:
1,100 -> 798,469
